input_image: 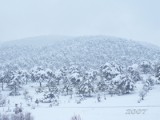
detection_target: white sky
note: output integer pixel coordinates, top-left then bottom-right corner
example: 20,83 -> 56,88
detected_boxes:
0,0 -> 160,45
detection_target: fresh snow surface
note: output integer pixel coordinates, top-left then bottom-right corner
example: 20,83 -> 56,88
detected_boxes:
0,83 -> 160,120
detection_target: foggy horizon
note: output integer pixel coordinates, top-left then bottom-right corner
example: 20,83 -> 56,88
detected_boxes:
0,0 -> 160,46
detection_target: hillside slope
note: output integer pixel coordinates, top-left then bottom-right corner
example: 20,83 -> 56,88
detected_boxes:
0,36 -> 160,69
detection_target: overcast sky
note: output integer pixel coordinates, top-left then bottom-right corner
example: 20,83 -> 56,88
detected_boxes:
0,0 -> 160,45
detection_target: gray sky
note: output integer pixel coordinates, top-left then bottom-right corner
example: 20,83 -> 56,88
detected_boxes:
0,0 -> 160,45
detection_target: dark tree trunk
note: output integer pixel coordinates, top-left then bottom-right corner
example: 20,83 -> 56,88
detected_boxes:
40,82 -> 42,87
1,81 -> 4,91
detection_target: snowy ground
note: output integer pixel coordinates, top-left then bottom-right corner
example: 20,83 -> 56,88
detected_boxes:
0,83 -> 160,120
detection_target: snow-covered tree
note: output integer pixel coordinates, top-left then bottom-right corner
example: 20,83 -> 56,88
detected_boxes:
78,71 -> 96,97
8,71 -> 22,96
68,65 -> 83,87
97,79 -> 108,94
127,64 -> 142,82
20,70 -> 30,85
155,64 -> 160,84
138,80 -> 151,103
117,74 -> 135,94
46,68 -> 55,81
107,74 -> 135,96
31,67 -> 47,87
55,66 -> 68,85
107,81 -> 118,96
13,69 -> 30,85
100,62 -> 121,81
47,79 -> 58,94
3,70 -> 14,85
61,77 -> 73,96
146,76 -> 156,87
0,71 -> 5,91
99,63 -> 125,96
139,61 -> 153,74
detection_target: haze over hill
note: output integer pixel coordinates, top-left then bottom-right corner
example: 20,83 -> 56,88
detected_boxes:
0,36 -> 160,70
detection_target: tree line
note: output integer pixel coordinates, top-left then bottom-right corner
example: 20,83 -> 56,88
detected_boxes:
0,61 -> 160,99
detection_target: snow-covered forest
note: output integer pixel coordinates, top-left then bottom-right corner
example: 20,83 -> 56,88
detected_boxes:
0,61 -> 160,97
0,36 -> 160,120
0,60 -> 160,100
1,36 -> 160,69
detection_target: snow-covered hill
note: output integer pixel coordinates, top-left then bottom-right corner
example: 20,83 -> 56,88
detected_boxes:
0,36 -> 160,120
0,36 -> 160,69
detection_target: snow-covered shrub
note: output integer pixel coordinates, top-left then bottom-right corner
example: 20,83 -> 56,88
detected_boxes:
41,92 -> 55,103
31,104 -> 36,109
138,90 -> 147,103
35,87 -> 44,94
71,115 -> 81,120
34,99 -> 39,106
76,95 -> 85,104
141,76 -> 156,93
9,91 -> 21,96
40,90 -> 59,105
0,113 -> 10,120
0,112 -> 34,120
146,76 -> 156,87
24,112 -> 34,120
50,99 -> 59,106
97,94 -> 101,102
23,89 -> 29,97
0,103 -> 33,120
138,80 -> 152,103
